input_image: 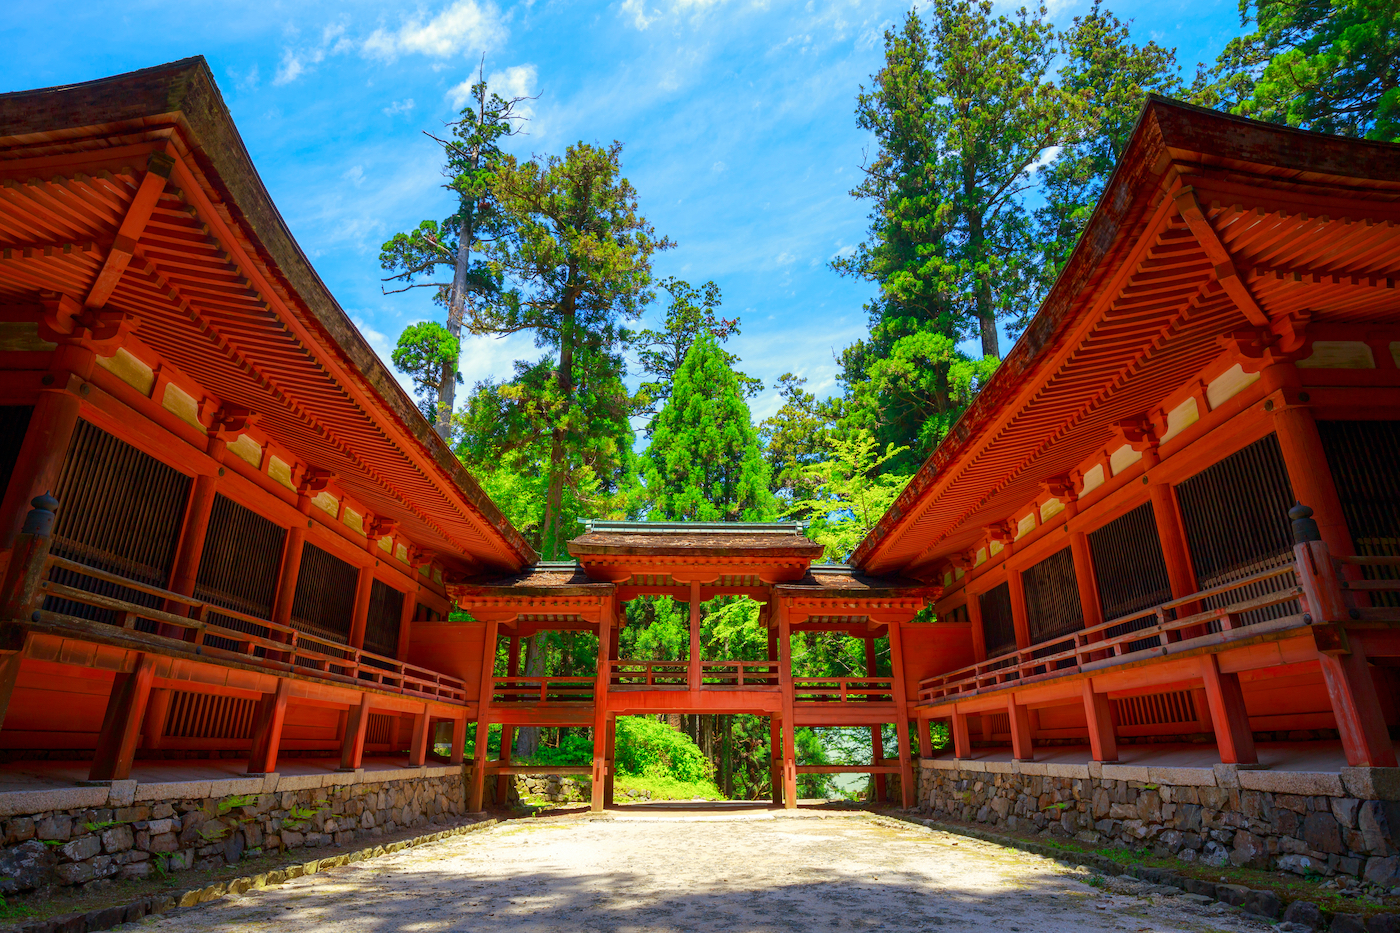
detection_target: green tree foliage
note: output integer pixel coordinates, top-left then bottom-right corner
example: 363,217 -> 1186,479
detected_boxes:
1200,0 -> 1400,140
613,717 -> 714,783
1035,3 -> 1181,283
790,430 -> 913,563
759,375 -> 838,514
390,321 -> 462,424
642,334 -> 776,521
463,140 -> 669,558
380,67 -> 529,437
631,277 -> 758,428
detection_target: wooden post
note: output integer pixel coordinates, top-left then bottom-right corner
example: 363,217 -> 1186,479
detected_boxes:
396,584 -> 418,661
1148,481 -> 1198,600
965,596 -> 986,662
89,654 -> 156,781
778,600 -> 797,809
272,506 -> 311,632
916,717 -> 932,759
497,634 -> 519,804
886,620 -> 915,808
603,715 -> 617,806
592,605 -> 613,812
1082,679 -> 1118,762
409,704 -> 431,767
1007,694 -> 1033,761
864,634 -> 886,802
688,579 -> 701,692
1,495 -> 58,624
0,651 -> 25,731
769,717 -> 782,806
0,375 -> 84,550
248,678 -> 290,774
450,716 -> 466,765
1200,654 -> 1257,764
1007,569 -> 1031,650
339,692 -> 372,771
1261,363 -> 1353,556
951,707 -> 971,759
467,618 -> 498,812
1069,530 -> 1104,632
167,473 -> 218,600
348,565 -> 374,650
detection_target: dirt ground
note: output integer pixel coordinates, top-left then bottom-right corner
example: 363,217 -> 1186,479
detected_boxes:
129,810 -> 1277,932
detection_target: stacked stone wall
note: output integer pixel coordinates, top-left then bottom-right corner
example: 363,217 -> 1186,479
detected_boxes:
0,765 -> 464,896
919,759 -> 1400,886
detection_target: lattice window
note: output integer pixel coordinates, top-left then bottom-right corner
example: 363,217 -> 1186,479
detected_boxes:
1022,547 -> 1083,645
1177,433 -> 1297,628
196,494 -> 285,651
164,691 -> 257,740
980,583 -> 1016,658
47,420 -> 191,633
1090,502 -> 1173,651
1319,420 -> 1400,607
366,713 -> 394,746
363,579 -> 404,659
940,603 -> 968,627
1113,690 -> 1197,727
290,543 -> 358,644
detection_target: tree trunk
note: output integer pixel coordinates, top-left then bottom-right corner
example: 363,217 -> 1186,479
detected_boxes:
540,282 -> 577,559
513,633 -> 548,758
966,166 -> 999,360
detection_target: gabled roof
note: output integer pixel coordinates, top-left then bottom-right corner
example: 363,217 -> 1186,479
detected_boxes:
569,520 -> 824,558
0,58 -> 536,572
851,97 -> 1400,579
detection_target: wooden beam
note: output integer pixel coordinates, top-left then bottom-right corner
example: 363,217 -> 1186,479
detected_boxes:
89,654 -> 156,781
1174,189 -> 1269,327
84,153 -> 174,310
248,678 -> 290,774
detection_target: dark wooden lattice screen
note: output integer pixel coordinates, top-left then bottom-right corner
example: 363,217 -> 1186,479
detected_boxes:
1318,420 -> 1400,606
1022,547 -> 1083,645
940,603 -> 968,627
290,543 -> 358,644
0,406 -> 33,502
1090,502 -> 1174,650
363,579 -> 404,658
979,582 -> 1016,658
195,493 -> 286,649
47,420 -> 191,632
1177,432 -> 1297,627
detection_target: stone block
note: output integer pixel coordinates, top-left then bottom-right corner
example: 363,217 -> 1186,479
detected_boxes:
36,816 -> 73,841
208,778 -> 265,798
101,825 -> 134,854
0,786 -> 107,818
1332,913 -> 1366,933
1282,900 -> 1323,930
134,781 -> 213,802
58,835 -> 101,862
983,761 -> 1014,774
1363,856 -> 1400,887
1230,831 -> 1269,868
1304,812 -> 1345,854
1215,883 -> 1249,906
1340,768 -> 1400,801
1043,763 -> 1090,780
119,861 -> 153,880
1239,770 -> 1344,797
1243,889 -> 1281,918
1146,767 -> 1217,787
1101,765 -> 1151,783
53,861 -> 94,885
147,832 -> 179,853
1359,801 -> 1399,855
105,780 -> 138,808
1332,798 -> 1361,830
1014,761 -> 1047,776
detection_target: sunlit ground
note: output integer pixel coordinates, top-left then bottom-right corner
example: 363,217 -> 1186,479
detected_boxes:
142,812 -> 1275,932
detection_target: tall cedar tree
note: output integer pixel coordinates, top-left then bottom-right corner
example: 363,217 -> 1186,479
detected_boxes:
643,334 -> 776,521
1198,0 -> 1399,141
1034,4 -> 1181,286
471,140 -> 669,559
379,68 -> 529,436
632,277 -> 760,431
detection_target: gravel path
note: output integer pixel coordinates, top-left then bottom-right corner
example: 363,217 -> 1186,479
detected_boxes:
135,811 -> 1275,932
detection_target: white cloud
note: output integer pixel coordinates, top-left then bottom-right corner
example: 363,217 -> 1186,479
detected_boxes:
621,0 -> 729,30
712,161 -> 727,173
383,98 -> 416,117
447,63 -> 537,117
363,1 -> 507,61
1026,145 -> 1062,175
342,165 -> 365,187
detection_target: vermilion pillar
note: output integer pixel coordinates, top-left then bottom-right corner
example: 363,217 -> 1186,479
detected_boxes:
591,606 -> 613,812
1007,570 -> 1031,650
409,704 -> 432,767
89,654 -> 156,781
864,634 -> 886,802
248,678 -> 290,774
497,634 -> 519,804
777,600 -> 797,809
395,583 -> 418,661
467,618 -> 499,812
951,707 -> 971,759
0,373 -> 86,550
1200,653 -> 1257,764
886,620 -> 915,808
966,595 -> 986,662
1148,480 -> 1198,601
1318,639 -> 1397,767
348,565 -> 374,650
687,579 -> 701,691
1007,694 -> 1033,761
339,692 -> 372,771
1082,679 -> 1118,762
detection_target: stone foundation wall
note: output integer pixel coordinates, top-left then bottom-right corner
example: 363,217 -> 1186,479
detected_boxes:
0,765 -> 465,896
918,759 -> 1400,887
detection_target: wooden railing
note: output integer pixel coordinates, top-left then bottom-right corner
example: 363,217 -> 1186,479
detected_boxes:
1334,554 -> 1400,620
608,659 -> 779,687
30,554 -> 469,704
918,560 -> 1307,703
793,677 -> 894,703
492,676 -> 595,704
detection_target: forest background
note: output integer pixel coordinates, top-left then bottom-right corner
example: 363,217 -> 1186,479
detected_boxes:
380,0 -> 1399,801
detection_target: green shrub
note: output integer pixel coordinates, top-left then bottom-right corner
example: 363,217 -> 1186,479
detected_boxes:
614,717 -> 713,783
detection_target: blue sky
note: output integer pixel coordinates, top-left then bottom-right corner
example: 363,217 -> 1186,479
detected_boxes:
2,0 -> 1248,427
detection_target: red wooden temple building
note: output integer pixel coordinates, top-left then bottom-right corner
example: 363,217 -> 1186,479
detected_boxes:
0,57 -> 1398,883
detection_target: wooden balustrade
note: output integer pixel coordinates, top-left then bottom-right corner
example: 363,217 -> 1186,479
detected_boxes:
792,677 -> 894,703
918,560 -> 1308,703
491,676 -> 595,704
29,554 -> 469,704
608,659 -> 779,688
